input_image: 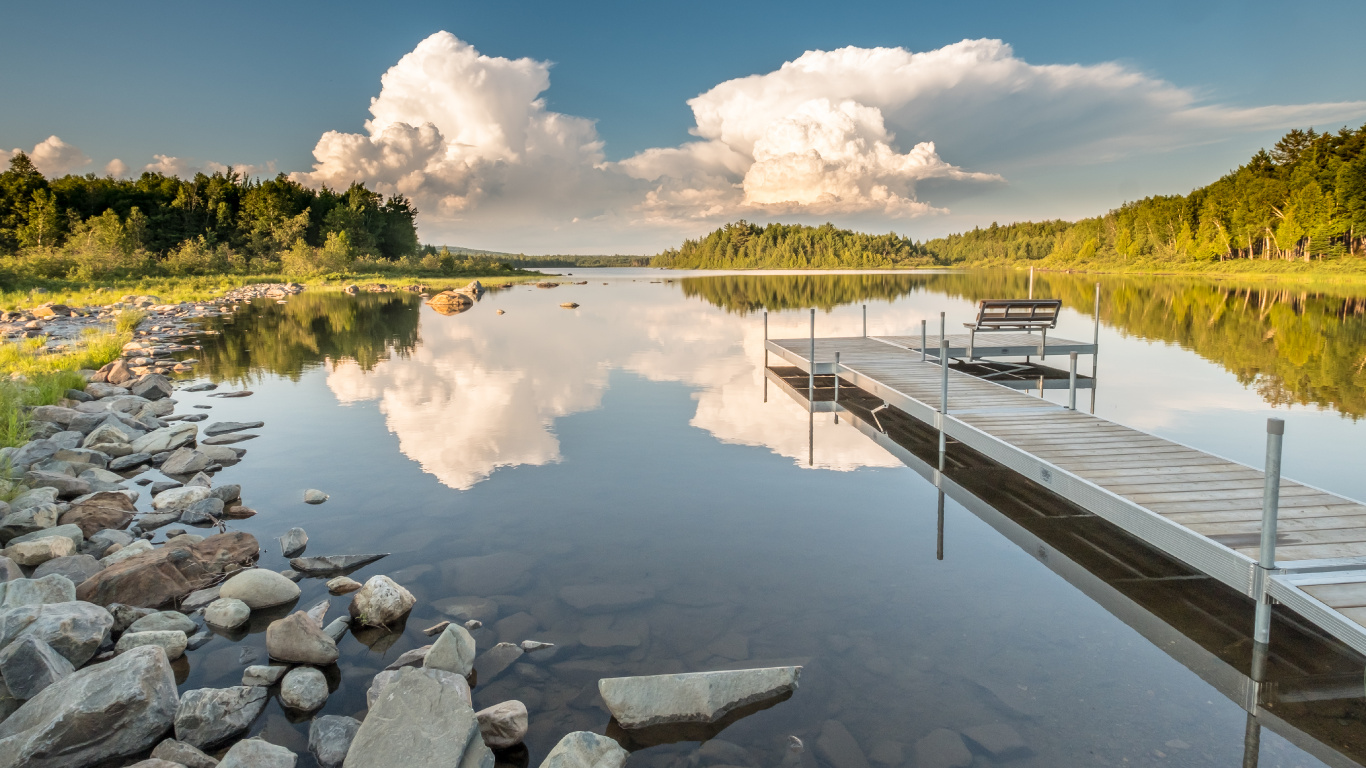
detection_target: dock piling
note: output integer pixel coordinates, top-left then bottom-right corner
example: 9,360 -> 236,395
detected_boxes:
863,305 -> 867,337
921,319 -> 927,362
1253,418 -> 1285,646
939,312 -> 945,360
834,351 -> 841,423
939,338 -> 949,466
808,309 -> 815,404
1091,283 -> 1101,413
763,310 -> 769,403
1068,352 -> 1078,410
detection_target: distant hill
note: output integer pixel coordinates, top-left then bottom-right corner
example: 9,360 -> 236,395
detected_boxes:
422,245 -> 647,268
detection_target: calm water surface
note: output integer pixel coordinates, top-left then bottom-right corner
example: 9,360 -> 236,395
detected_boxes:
167,270 -> 1366,768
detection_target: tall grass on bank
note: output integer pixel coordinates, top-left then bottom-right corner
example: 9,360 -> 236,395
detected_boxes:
0,311 -> 144,447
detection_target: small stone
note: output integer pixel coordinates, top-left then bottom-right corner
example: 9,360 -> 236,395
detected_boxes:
475,700 -> 528,749
100,538 -> 153,566
277,527 -> 307,557
520,640 -> 554,651
205,598 -> 251,629
464,619 -> 482,630
179,497 -> 224,525
326,576 -> 361,594
151,738 -> 220,768
116,630 -> 189,660
182,585 -> 221,611
217,738 -> 296,768
219,569 -> 301,609
308,715 -> 360,768
242,664 -> 288,686
305,598 -> 329,626
322,616 -> 349,642
265,611 -> 339,665
129,610 -> 198,634
348,574 -> 415,627
541,732 -> 627,768
174,685 -> 271,749
279,666 -> 328,711
109,602 -> 156,632
424,623 -> 476,676
303,489 -> 328,504
421,620 -> 451,636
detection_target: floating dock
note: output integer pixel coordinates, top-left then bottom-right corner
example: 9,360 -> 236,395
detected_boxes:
766,332 -> 1366,657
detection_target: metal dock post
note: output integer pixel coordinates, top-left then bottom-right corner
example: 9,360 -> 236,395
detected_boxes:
808,309 -> 815,404
863,305 -> 867,337
763,310 -> 768,403
1091,283 -> 1100,413
921,319 -> 927,362
1068,352 -> 1078,410
833,351 -> 841,423
1253,418 -> 1285,647
939,337 -> 949,468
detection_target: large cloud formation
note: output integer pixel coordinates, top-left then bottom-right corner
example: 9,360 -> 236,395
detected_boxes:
292,33 -> 1366,249
1,135 -> 90,175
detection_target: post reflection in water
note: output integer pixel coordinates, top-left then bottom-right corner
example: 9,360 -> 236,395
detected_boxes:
182,270 -> 1366,767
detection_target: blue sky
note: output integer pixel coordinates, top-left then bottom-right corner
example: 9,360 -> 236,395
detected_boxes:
4,0 -> 1366,252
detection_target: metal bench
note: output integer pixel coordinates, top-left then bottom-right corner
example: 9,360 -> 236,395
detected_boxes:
964,299 -> 1061,359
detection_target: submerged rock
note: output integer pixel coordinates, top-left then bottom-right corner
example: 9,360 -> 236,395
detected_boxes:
0,645 -> 178,768
174,685 -> 270,750
540,731 -> 628,768
598,666 -> 801,728
912,728 -> 971,768
345,667 -> 490,768
558,583 -> 655,613
308,715 -> 359,768
290,553 -> 388,574
218,568 -> 300,609
817,720 -> 871,768
279,666 -> 328,711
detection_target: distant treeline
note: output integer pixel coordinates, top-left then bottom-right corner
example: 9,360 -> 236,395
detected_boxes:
654,221 -> 934,269
655,125 -> 1366,271
0,152 -> 427,280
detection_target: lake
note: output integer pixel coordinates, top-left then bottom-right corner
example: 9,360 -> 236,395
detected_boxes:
171,269 -> 1366,768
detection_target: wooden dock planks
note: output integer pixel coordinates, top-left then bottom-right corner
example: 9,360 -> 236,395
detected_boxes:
769,334 -> 1366,642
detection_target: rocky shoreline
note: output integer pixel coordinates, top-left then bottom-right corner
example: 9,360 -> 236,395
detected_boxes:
0,284 -> 806,768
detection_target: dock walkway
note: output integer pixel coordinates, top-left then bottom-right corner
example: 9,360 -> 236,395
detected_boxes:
767,334 -> 1366,655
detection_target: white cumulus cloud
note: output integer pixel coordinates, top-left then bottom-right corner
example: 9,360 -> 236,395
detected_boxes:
292,33 -> 1366,251
104,158 -> 129,178
2,135 -> 91,175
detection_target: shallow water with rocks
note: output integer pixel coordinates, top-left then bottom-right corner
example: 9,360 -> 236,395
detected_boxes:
8,270 -> 1366,768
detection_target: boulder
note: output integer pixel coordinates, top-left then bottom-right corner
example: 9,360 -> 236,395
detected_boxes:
174,685 -> 270,750
365,666 -> 469,709
2,574 -> 75,609
540,732 -> 628,768
278,527 -> 307,557
218,738 -> 297,768
131,374 -> 173,401
116,629 -> 188,660
597,666 -> 802,728
9,487 -> 60,513
109,452 -> 153,472
0,636 -> 74,698
58,490 -> 136,537
348,575 -> 415,627
209,482 -> 242,501
475,700 -> 528,749
0,505 -> 60,544
85,382 -> 131,399
161,447 -> 212,476
0,645 -> 177,768
129,610 -> 198,634
279,666 -> 328,711
3,536 -> 75,566
1,601 -> 114,666
76,531 -> 259,608
219,569 -> 300,609
265,612 -> 338,665
131,423 -> 197,455
290,553 -> 389,574
343,667 -> 490,768
309,715 -> 360,768
35,554 -> 102,586
424,623 -> 476,676
10,524 -> 83,550
151,738 -> 220,768
22,471 -> 90,499
960,723 -> 1030,760
153,485 -> 212,511
179,497 -> 224,525
205,597 -> 251,628
10,440 -> 62,470
0,557 -> 20,582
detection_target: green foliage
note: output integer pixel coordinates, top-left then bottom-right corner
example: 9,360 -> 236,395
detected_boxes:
0,154 -> 422,280
655,221 -> 933,269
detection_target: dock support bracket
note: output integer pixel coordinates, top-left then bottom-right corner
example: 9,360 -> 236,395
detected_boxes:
1253,418 -> 1285,647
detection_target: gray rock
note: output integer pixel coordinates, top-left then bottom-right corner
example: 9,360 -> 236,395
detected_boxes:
472,643 -> 523,685
205,421 -> 264,437
279,666 -> 328,711
100,538 -> 153,566
2,600 -> 114,666
348,575 -> 415,627
10,439 -> 61,470
558,583 -> 656,613
152,738 -> 220,768
817,720 -> 871,768
55,447 -> 109,467
161,447 -> 212,476
598,666 -> 802,728
265,612 -> 338,665
322,616 -> 349,642
290,553 -> 389,574
960,723 -> 1029,759
242,664 -> 287,686
31,554 -> 101,585
0,645 -> 177,768
445,553 -> 531,595
0,636 -> 74,698
185,471 -> 212,488
108,602 -> 155,632
912,729 -> 971,768
116,630 -> 188,660
0,557 -> 19,582
152,485 -> 210,511
475,700 -> 527,749
424,623 -> 476,676
179,497 -> 224,525
173,685 -> 270,749
77,466 -> 125,485
218,738 -> 296,768
327,576 -> 361,594
9,523 -> 83,548
277,528 -> 307,557
383,644 -> 431,671
109,452 -> 153,472
205,598 -> 251,629
182,585 -> 221,611
540,731 -> 628,768
365,666 -> 470,709
131,423 -> 197,455
1,574 -> 76,608
219,569 -> 300,609
129,610 -> 198,634
186,629 -> 212,650
345,667 -> 489,768
302,489 -> 327,504
131,375 -> 174,401
0,505 -> 59,544
2,536 -> 74,566
9,487 -> 59,513
209,483 -> 241,502
184,383 -> 217,392
22,471 -> 90,499
432,596 -> 499,623
308,715 -> 359,768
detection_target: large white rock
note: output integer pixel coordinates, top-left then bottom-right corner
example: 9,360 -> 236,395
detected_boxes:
597,666 -> 801,728
218,737 -> 297,768
3,536 -> 74,567
540,732 -> 627,768
116,630 -> 188,661
343,667 -> 491,768
475,700 -> 527,749
205,597 -> 251,628
219,569 -> 300,609
348,575 -> 414,627
151,485 -> 211,512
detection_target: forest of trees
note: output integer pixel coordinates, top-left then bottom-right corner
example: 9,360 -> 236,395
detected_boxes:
653,221 -> 935,269
656,125 -> 1366,271
0,152 -> 423,280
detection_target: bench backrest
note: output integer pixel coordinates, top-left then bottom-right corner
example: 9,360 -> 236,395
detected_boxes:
970,299 -> 1061,330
